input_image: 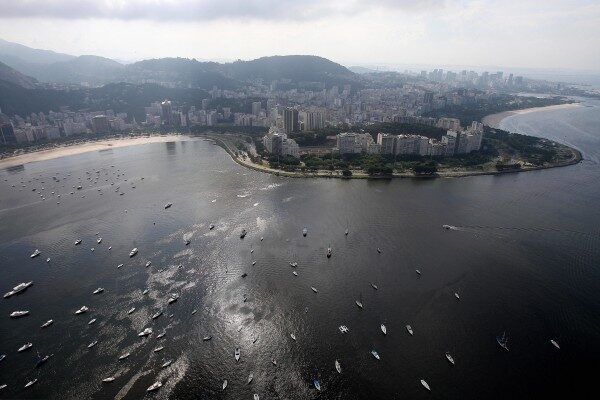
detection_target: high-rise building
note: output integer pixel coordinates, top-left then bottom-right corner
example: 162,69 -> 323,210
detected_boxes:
300,110 -> 325,131
283,108 -> 299,133
377,133 -> 395,154
91,115 -> 109,134
161,100 -> 173,126
252,101 -> 262,117
0,113 -> 17,144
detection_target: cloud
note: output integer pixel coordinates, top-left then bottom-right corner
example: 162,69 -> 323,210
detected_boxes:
0,0 -> 446,22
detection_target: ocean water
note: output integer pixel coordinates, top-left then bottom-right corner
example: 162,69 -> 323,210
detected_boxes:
0,100 -> 599,399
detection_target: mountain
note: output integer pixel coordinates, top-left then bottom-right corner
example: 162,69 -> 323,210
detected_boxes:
33,55 -> 125,85
0,38 -> 75,65
0,61 -> 37,89
349,66 -> 378,74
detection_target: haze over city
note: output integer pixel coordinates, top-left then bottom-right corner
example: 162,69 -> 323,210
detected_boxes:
0,0 -> 599,71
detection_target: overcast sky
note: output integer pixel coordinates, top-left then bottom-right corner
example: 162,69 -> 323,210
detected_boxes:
0,0 -> 598,70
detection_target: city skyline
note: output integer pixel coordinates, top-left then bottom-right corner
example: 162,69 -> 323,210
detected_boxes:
0,0 -> 598,71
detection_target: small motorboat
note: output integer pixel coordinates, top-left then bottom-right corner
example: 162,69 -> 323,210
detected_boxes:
102,377 -> 115,383
30,249 -> 41,258
335,360 -> 342,373
129,248 -> 138,257
497,331 -> 509,351
252,261 -> 256,266
381,324 -> 387,335
313,379 -> 321,391
157,332 -> 166,339
302,227 -> 307,237
371,350 -> 380,360
311,286 -> 318,293
10,310 -> 29,318
371,283 -> 378,290
185,239 -> 190,245
222,379 -> 228,390
260,237 -> 264,241
455,292 -> 460,300
152,311 -> 163,319
0,354 -> 5,362
290,333 -> 296,341
24,379 -> 38,389
209,224 -> 215,230
154,346 -> 164,353
191,309 -> 197,315
355,300 -> 363,309
550,339 -> 560,350
145,261 -> 152,268
127,307 -> 136,314
88,318 -> 97,325
406,325 -> 414,336
445,352 -> 455,365
87,340 -> 98,348
292,271 -> 298,276
415,269 -> 422,276
377,248 -> 382,253
138,327 -> 153,337
92,287 -> 104,294
164,202 -> 173,209
289,262 -> 298,267
18,343 -> 33,352
35,354 -> 53,368
168,294 -> 179,304
97,237 -> 102,244
339,325 -> 349,333
46,258 -> 51,263
252,336 -> 258,344
203,336 -> 212,341
345,228 -> 349,236
75,239 -> 82,245
254,394 -> 260,400
240,229 -> 247,239
117,263 -> 123,269
421,379 -> 431,391
41,319 -> 53,328
75,306 -> 89,315
147,381 -> 162,392
272,359 -> 277,366
235,348 -> 240,361
247,374 -> 253,384
142,289 -> 149,295
118,352 -> 130,360
162,360 -> 173,368
326,245 -> 332,258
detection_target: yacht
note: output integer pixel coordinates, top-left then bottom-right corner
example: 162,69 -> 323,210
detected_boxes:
371,283 -> 379,290
191,309 -> 197,315
421,379 -> 431,391
168,294 -> 179,304
97,238 -> 102,244
35,354 -> 53,368
0,354 -> 5,362
75,306 -> 89,315
18,343 -> 33,352
147,381 -> 162,392
92,287 -> 104,294
302,227 -> 308,237
335,360 -> 342,373
406,325 -> 414,336
326,245 -> 332,258
445,352 -> 455,365
290,333 -> 297,341
75,239 -> 82,245
415,269 -> 422,275
88,318 -> 96,325
203,335 -> 212,341
550,339 -> 560,350
142,289 -> 149,295
222,380 -> 228,390
117,263 -> 123,269
145,261 -> 152,268
154,346 -> 164,353
46,258 -> 51,263
10,310 -> 29,318
311,287 -> 318,293
157,332 -> 166,339
129,248 -> 138,257
381,324 -> 387,335
292,271 -> 298,276
164,202 -> 173,209
240,229 -> 247,239
0,384 -> 6,390
455,292 -> 460,300
118,352 -> 130,360
102,377 -> 115,383
41,319 -> 53,328
371,350 -> 380,360
138,327 -> 153,337
338,325 -> 349,333
235,348 -> 240,361
313,379 -> 321,391
30,249 -> 41,258
497,331 -> 509,351
247,374 -> 253,384
152,311 -> 163,319
87,340 -> 98,348
355,300 -> 363,309
108,246 -> 112,250
289,262 -> 298,267
4,281 -> 34,298
24,379 -> 38,389
162,360 -> 173,368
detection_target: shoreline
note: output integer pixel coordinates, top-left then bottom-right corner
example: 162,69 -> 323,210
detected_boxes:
482,102 -> 581,129
0,134 -> 190,169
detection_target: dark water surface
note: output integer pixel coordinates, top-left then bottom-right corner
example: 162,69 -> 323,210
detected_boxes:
1,100 -> 599,400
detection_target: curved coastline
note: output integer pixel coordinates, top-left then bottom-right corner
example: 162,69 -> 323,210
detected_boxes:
482,102 -> 581,129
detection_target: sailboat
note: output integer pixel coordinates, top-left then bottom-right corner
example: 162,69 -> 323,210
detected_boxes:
421,379 -> 431,391
326,245 -> 332,258
313,379 -> 321,391
445,352 -> 455,365
335,360 -> 342,373
302,227 -> 307,237
381,324 -> 387,335
497,331 -> 509,351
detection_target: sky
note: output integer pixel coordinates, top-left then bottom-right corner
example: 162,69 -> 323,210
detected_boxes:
0,0 -> 599,71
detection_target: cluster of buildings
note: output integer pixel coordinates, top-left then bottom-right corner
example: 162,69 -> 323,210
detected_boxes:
335,121 -> 484,157
261,126 -> 299,158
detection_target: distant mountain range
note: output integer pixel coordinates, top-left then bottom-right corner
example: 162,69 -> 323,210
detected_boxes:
0,61 -> 38,89
0,39 -> 359,89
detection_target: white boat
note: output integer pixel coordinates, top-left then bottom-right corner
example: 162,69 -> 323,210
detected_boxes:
311,286 -> 318,293
41,319 -> 53,328
75,239 -> 82,245
0,354 -> 5,362
496,331 -> 509,352
326,245 -> 332,258
164,202 -> 173,209
147,381 -> 162,392
421,379 -> 431,391
138,327 -> 153,337
102,377 -> 115,383
252,261 -> 256,266
371,283 -> 378,290
222,379 -> 228,390
235,348 -> 240,361
129,248 -> 138,257
550,339 -> 560,350
88,318 -> 96,325
406,325 -> 414,335
10,310 -> 29,318
162,360 -> 173,368
377,248 -> 382,253
154,346 -> 164,352
290,333 -> 296,341
118,352 -> 130,360
289,262 -> 298,267
4,281 -> 33,298
192,309 -> 197,315
117,263 -> 123,269
108,246 -> 112,250
24,379 -> 37,388
145,261 -> 151,268
97,237 -> 102,244
254,394 -> 259,400
203,335 -> 212,341
313,379 -> 321,391
87,340 -> 98,348
0,384 -> 6,390
209,224 -> 215,230
445,352 -> 455,365
455,292 -> 460,300
415,269 -> 422,275
302,227 -> 308,237
127,307 -> 135,314
18,343 -> 33,352
142,289 -> 149,295
355,300 -> 363,309
75,306 -> 89,315
335,360 -> 342,373
168,294 -> 179,304
92,287 -> 104,294
185,239 -> 190,245
90,248 -> 94,252
292,271 -> 298,276
381,324 -> 387,335
260,237 -> 264,241
30,249 -> 41,258
152,311 -> 163,319
247,374 -> 253,384
157,332 -> 166,339
272,359 -> 277,366
46,258 -> 51,263
371,350 -> 380,360
345,228 -> 349,236
338,325 -> 349,333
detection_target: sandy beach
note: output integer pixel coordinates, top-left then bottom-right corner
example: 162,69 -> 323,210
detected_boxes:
0,134 -> 192,169
482,103 -> 580,129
